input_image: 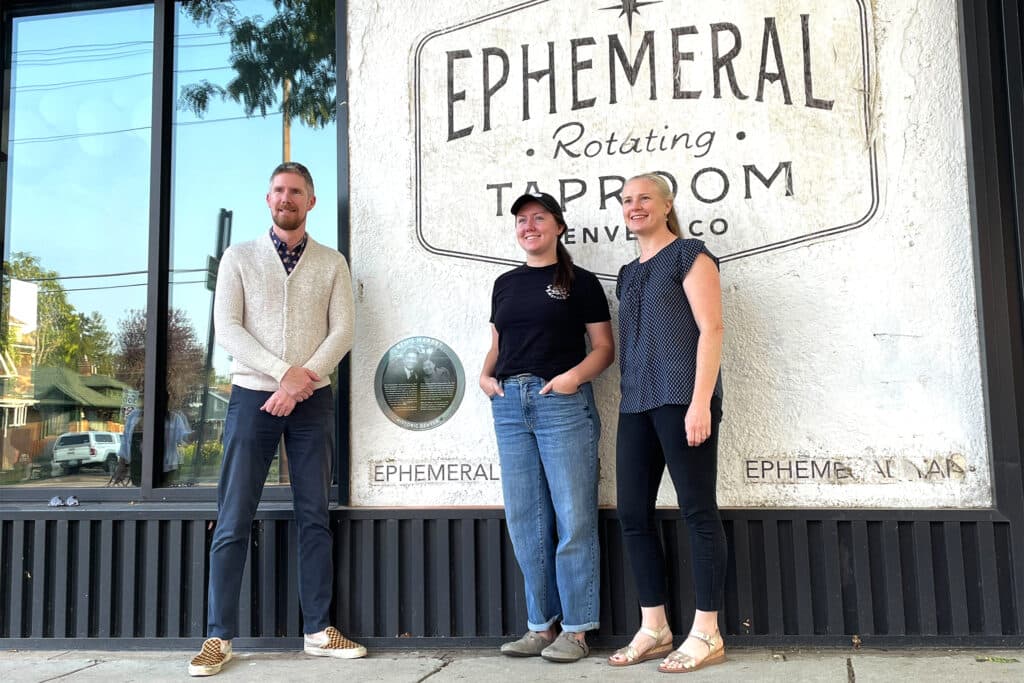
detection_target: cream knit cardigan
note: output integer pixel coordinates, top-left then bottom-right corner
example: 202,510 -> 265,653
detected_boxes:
213,234 -> 354,392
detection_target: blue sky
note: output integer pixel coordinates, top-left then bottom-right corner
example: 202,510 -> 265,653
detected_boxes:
6,1 -> 338,378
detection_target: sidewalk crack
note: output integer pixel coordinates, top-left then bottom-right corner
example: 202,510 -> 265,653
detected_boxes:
38,660 -> 101,682
416,652 -> 455,682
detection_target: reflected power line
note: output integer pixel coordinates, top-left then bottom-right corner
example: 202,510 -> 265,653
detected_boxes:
50,280 -> 206,294
14,66 -> 234,93
18,267 -> 206,283
12,33 -> 220,55
10,112 -> 287,145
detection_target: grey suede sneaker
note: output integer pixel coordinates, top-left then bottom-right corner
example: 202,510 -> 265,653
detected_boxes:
540,631 -> 590,662
500,630 -> 553,657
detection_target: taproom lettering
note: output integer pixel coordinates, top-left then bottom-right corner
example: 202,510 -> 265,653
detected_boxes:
484,162 -> 792,212
446,16 -> 834,142
415,0 -> 878,274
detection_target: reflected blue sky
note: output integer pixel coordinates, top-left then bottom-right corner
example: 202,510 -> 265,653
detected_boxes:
6,1 -> 338,379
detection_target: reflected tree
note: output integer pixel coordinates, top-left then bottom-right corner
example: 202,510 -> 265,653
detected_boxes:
179,0 -> 336,161
73,312 -> 115,376
115,308 -> 204,406
2,252 -> 113,371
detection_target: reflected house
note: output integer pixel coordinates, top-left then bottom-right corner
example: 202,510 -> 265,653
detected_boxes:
0,338 -> 37,471
188,387 -> 230,444
29,364 -> 128,442
0,361 -> 128,475
0,283 -> 39,470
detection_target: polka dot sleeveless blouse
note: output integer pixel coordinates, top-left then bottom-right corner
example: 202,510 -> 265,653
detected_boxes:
616,238 -> 724,413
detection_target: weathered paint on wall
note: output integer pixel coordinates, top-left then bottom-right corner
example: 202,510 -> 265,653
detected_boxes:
348,0 -> 991,508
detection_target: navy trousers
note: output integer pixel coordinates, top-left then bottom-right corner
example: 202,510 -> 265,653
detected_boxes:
615,396 -> 726,611
206,385 -> 334,639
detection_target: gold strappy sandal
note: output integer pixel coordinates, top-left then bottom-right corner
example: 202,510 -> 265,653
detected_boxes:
607,623 -> 673,667
657,629 -> 725,674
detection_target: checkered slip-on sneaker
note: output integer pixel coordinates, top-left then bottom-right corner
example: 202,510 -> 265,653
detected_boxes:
303,626 -> 367,659
188,637 -> 232,676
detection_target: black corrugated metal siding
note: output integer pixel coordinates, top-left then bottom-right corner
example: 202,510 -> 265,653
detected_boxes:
0,508 -> 1019,648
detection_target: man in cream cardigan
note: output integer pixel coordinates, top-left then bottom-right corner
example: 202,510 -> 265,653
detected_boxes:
189,162 -> 362,677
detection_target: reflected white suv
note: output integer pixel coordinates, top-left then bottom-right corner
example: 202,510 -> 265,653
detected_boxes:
52,431 -> 122,474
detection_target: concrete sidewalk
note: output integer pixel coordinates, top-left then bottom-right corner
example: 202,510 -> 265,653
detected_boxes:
2,647 -> 1022,682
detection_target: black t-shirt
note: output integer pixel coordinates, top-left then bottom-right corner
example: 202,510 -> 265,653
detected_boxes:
489,263 -> 611,380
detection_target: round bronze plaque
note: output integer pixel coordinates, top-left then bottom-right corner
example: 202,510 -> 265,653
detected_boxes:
374,336 -> 465,430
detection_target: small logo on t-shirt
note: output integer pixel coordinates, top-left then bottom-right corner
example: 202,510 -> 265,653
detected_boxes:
546,284 -> 569,300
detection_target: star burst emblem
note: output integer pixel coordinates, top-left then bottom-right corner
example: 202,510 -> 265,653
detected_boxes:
600,0 -> 663,33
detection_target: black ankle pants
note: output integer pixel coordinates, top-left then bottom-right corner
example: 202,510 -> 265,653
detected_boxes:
615,397 -> 726,611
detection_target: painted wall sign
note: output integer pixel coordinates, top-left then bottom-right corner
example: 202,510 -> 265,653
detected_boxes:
414,0 -> 878,278
348,0 -> 990,509
369,459 -> 501,485
742,453 -> 969,484
374,336 -> 466,430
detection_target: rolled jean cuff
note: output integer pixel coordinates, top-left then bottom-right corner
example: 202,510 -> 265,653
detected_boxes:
527,615 -> 561,632
560,620 -> 599,633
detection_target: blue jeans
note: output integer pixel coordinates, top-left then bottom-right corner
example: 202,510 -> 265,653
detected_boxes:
491,374 -> 601,633
207,386 -> 334,639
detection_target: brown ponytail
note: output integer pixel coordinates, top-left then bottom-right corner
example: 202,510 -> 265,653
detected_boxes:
554,238 -> 575,293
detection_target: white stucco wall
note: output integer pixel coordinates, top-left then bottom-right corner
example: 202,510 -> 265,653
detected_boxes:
347,0 -> 990,508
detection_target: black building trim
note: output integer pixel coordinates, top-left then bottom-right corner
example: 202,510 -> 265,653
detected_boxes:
141,0 -> 174,496
959,0 -> 1024,637
334,0 -> 352,505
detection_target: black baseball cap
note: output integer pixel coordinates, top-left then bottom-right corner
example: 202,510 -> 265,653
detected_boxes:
510,192 -> 565,225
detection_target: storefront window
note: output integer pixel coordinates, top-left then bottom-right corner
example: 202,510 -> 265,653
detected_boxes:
168,0 -> 338,486
1,5 -> 153,489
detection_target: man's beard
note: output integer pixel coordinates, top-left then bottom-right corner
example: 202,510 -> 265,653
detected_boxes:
273,208 -> 303,231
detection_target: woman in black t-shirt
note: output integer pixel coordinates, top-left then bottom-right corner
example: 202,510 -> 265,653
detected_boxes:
607,173 -> 727,673
480,192 -> 614,663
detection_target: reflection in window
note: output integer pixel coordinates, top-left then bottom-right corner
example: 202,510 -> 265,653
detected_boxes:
1,6 -> 153,489
170,0 -> 338,487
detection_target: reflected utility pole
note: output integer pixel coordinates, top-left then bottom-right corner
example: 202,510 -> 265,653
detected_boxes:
192,209 -> 231,481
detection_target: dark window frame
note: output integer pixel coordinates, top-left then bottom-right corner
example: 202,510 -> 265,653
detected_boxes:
0,0 -> 350,504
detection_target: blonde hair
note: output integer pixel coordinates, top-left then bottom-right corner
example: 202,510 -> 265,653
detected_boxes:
627,173 -> 681,238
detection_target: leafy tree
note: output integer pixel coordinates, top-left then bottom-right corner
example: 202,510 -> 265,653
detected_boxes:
74,312 -> 115,376
0,323 -> 14,359
179,0 -> 336,161
115,308 -> 205,407
3,252 -> 81,369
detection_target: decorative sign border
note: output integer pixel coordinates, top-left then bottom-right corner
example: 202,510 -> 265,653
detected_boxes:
413,0 -> 880,279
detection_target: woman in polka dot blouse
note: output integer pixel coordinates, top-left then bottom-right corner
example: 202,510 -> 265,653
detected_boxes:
607,174 -> 727,674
